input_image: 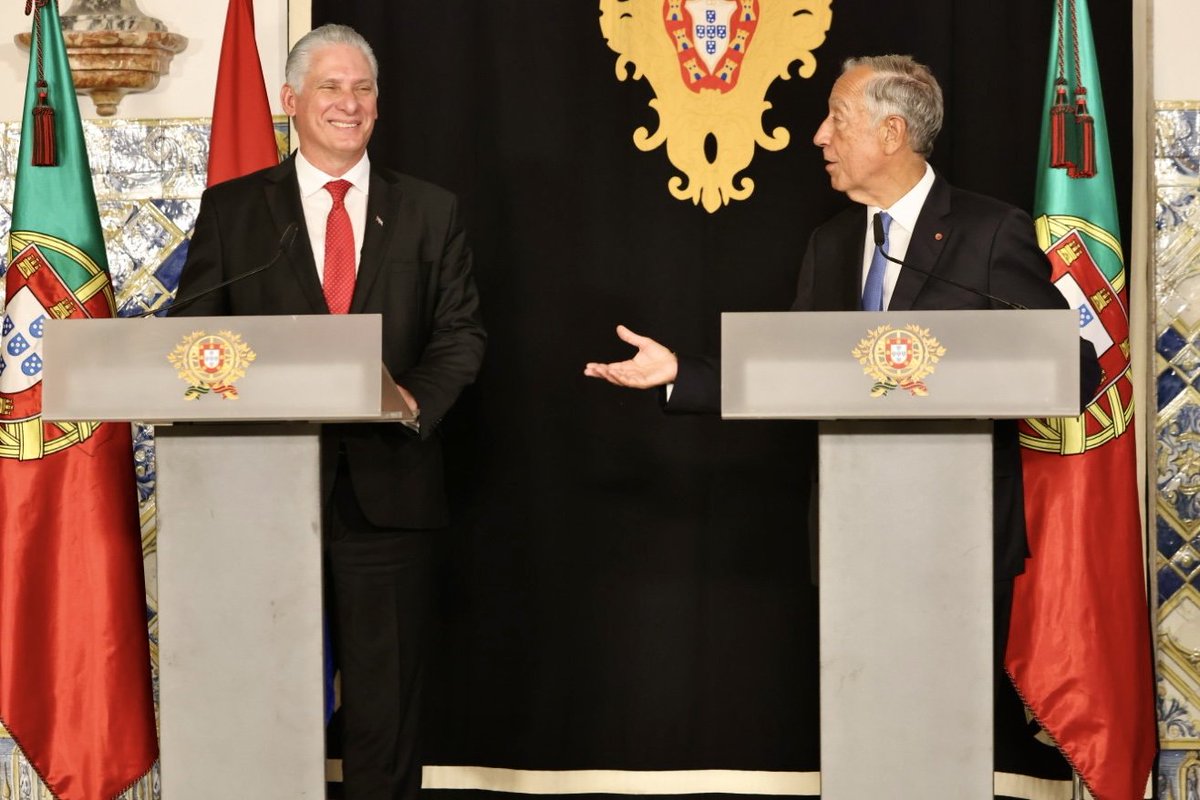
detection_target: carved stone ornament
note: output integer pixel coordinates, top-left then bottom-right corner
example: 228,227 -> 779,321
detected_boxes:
16,0 -> 188,116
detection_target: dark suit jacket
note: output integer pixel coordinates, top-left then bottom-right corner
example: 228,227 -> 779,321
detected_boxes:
670,174 -> 1097,578
171,155 -> 486,529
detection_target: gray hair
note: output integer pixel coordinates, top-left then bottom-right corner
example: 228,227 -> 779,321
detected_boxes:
843,55 -> 943,156
285,24 -> 379,94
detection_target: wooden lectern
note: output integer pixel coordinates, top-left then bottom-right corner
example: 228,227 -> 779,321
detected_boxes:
42,314 -> 411,800
721,309 -> 1080,800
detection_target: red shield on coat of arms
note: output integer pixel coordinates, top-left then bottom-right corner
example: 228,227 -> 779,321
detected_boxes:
663,0 -> 759,92
199,342 -> 225,373
886,336 -> 913,369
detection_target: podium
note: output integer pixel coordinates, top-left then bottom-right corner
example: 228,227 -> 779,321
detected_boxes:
721,309 -> 1080,800
41,314 -> 411,800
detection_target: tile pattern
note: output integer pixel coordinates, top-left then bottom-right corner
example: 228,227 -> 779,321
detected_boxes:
1157,103 -> 1200,800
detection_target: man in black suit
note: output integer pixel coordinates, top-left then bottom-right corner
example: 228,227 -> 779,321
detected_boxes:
172,23 -> 485,800
585,53 -> 1094,584
586,54 -> 1097,777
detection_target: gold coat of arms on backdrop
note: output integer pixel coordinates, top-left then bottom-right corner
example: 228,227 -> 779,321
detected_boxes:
599,0 -> 833,212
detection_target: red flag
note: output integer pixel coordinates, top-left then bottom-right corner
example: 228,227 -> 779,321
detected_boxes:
1,2 -> 157,797
1008,1 -> 1155,797
208,0 -> 278,186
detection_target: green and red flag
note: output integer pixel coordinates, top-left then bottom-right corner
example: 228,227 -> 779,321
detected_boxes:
0,1 -> 157,798
208,0 -> 279,186
1009,0 -> 1156,797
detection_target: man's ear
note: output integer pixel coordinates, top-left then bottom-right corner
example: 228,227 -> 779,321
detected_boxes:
881,115 -> 908,155
280,84 -> 297,117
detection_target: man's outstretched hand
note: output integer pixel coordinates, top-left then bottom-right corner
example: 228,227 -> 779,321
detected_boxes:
584,325 -> 678,389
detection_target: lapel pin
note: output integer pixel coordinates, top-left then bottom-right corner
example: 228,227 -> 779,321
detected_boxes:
934,232 -> 944,240
374,215 -> 384,227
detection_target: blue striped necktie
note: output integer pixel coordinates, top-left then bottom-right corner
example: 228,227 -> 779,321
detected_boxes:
861,211 -> 892,311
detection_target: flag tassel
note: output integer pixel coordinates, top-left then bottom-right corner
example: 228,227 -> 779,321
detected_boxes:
1049,80 -> 1070,168
1072,89 -> 1096,178
32,82 -> 56,167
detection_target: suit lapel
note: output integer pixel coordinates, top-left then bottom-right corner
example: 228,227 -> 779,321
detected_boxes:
350,168 -> 401,313
264,156 -> 328,313
889,174 -> 952,311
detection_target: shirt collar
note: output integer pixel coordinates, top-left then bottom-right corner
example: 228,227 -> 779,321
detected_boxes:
868,162 -> 935,233
294,150 -> 371,199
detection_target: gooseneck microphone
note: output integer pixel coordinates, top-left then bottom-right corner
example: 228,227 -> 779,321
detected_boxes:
144,222 -> 300,318
872,213 -> 892,261
872,212 -> 1026,310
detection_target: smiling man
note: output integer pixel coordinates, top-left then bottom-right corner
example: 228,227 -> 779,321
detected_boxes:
172,23 -> 486,800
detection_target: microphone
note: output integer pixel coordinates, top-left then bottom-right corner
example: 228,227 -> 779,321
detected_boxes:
871,212 -> 1027,310
145,223 -> 300,318
872,212 -> 888,253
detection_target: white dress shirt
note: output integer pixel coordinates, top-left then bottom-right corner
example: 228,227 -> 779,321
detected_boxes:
860,163 -> 936,310
294,150 -> 371,283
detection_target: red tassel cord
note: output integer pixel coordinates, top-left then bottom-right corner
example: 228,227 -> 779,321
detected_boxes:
1049,80 -> 1070,168
26,0 -> 57,166
1070,87 -> 1095,178
1062,0 -> 1095,179
32,82 -> 56,167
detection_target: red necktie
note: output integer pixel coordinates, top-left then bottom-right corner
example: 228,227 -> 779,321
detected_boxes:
323,179 -> 355,314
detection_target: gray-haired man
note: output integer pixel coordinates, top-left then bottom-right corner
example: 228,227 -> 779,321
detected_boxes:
174,23 -> 486,799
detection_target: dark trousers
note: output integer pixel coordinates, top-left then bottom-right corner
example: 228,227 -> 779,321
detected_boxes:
326,456 -> 433,800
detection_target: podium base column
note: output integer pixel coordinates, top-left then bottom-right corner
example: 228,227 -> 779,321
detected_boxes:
156,423 -> 326,799
818,420 -> 993,799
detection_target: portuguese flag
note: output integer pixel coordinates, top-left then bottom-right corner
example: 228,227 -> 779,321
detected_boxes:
1008,0 -> 1155,797
0,1 -> 158,798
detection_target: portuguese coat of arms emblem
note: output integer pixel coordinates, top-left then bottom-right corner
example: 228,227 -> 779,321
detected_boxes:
852,324 -> 946,397
600,0 -> 833,212
1021,216 -> 1133,456
1,232 -> 115,461
168,330 -> 256,400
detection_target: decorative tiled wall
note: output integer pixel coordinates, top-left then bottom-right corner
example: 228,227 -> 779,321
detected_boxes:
1155,101 -> 1200,800
0,117 -> 286,800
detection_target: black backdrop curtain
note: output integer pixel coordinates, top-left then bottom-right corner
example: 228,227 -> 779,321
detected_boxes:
309,0 -> 1132,791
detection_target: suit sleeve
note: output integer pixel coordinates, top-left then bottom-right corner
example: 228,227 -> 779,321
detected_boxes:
791,230 -> 818,312
395,196 -> 486,439
168,187 -> 231,317
663,354 -> 721,414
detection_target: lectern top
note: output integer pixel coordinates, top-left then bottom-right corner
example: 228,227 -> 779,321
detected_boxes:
721,309 -> 1081,420
41,314 -> 410,424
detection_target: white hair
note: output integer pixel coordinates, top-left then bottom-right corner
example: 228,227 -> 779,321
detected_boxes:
843,55 -> 944,156
285,24 -> 379,94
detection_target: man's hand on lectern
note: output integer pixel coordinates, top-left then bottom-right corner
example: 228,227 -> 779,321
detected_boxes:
396,383 -> 420,415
